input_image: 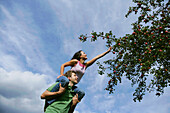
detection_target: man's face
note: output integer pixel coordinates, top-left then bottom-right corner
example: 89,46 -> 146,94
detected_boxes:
70,72 -> 78,84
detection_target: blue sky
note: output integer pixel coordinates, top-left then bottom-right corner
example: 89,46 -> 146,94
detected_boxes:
0,0 -> 169,113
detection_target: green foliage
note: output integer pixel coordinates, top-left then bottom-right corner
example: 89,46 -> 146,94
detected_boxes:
78,0 -> 170,102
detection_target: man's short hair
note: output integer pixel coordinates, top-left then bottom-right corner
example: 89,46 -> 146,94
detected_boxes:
64,70 -> 76,78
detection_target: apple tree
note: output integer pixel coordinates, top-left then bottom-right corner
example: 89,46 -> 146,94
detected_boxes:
78,0 -> 169,102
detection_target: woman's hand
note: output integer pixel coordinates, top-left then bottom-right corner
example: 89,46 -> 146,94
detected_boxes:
57,75 -> 62,79
107,46 -> 112,52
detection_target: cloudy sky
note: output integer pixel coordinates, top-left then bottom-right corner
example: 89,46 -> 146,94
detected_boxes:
0,0 -> 169,113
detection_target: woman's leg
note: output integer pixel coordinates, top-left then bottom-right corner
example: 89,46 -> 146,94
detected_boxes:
51,76 -> 69,92
56,76 -> 69,88
72,86 -> 85,101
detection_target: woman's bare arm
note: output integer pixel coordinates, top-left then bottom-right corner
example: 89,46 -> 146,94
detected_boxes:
57,59 -> 78,78
86,47 -> 111,68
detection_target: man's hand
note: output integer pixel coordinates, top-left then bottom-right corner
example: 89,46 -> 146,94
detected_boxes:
68,94 -> 79,113
58,83 -> 66,94
41,83 -> 67,99
72,94 -> 79,106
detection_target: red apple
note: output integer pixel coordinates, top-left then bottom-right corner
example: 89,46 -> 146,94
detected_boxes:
165,31 -> 168,33
138,29 -> 141,32
132,32 -> 136,35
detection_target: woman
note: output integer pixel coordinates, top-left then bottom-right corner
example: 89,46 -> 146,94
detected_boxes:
56,47 -> 112,101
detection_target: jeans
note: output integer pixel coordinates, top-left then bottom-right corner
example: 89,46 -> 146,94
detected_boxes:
47,76 -> 85,104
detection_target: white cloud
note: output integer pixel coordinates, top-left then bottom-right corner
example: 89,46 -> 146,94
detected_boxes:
1,1 -> 169,113
47,0 -> 137,37
0,5 -> 55,75
0,68 -> 52,113
0,51 -> 23,71
92,94 -> 116,111
117,88 -> 170,113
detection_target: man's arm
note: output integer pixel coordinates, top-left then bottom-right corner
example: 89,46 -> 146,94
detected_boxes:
41,83 -> 66,99
68,94 -> 79,113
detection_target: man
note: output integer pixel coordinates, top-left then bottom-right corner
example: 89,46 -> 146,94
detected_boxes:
41,70 -> 80,113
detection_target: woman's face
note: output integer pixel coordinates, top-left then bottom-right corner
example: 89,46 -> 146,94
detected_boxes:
80,51 -> 87,60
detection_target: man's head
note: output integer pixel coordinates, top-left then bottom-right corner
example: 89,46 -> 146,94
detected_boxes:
64,70 -> 78,84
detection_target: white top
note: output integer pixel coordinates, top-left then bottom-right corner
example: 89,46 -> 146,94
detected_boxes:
71,61 -> 86,83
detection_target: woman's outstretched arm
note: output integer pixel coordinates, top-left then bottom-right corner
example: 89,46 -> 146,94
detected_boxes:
86,47 -> 111,68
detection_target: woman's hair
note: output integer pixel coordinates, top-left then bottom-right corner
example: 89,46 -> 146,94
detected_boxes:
71,50 -> 82,60
64,70 -> 76,78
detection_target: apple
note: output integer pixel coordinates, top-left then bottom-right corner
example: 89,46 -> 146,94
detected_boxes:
138,29 -> 141,32
132,32 -> 136,35
137,3 -> 141,6
84,37 -> 87,40
159,49 -> 162,52
165,31 -> 168,33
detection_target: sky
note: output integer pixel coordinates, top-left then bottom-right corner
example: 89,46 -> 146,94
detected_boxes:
0,0 -> 170,113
